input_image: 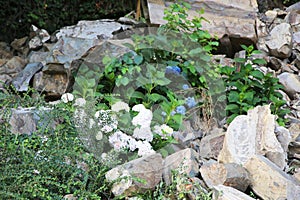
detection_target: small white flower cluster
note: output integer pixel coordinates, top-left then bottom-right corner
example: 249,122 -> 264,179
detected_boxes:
61,93 -> 74,103
154,124 -> 174,139
95,110 -> 118,132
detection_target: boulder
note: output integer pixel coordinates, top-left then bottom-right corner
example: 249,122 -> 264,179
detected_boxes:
218,105 -> 287,169
244,155 -> 300,200
55,19 -> 131,40
278,72 -> 300,99
212,185 -> 256,200
148,0 -> 258,56
200,161 -> 250,192
163,148 -> 199,185
105,153 -> 163,196
9,107 -> 37,135
11,62 -> 43,91
199,131 -> 225,160
265,23 -> 292,58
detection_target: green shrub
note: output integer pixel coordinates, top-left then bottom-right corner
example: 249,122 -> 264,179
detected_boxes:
0,90 -> 112,199
219,45 -> 290,125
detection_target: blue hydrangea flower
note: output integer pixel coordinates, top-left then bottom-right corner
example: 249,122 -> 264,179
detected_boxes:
176,105 -> 186,115
170,110 -> 176,116
182,84 -> 189,90
165,66 -> 181,75
185,97 -> 197,108
161,111 -> 167,116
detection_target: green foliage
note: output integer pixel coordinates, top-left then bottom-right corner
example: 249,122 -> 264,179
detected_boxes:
0,90 -> 112,199
95,2 -> 223,131
0,0 -> 135,43
219,45 -> 290,125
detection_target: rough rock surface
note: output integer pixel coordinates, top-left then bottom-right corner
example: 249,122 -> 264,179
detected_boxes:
163,148 -> 199,185
212,185 -> 256,200
200,161 -> 250,192
106,153 -> 163,196
244,155 -> 300,200
218,105 -> 287,169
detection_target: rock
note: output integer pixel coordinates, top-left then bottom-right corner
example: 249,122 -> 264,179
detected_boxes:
55,19 -> 131,40
0,74 -> 11,89
265,23 -> 292,58
275,125 -> 292,152
218,105 -> 287,169
10,36 -> 28,54
11,62 -> 43,91
9,107 -> 37,135
163,148 -> 199,185
0,56 -> 26,74
63,194 -> 77,200
33,71 -> 69,96
149,0 -> 258,56
200,161 -> 250,192
28,51 -> 49,66
106,153 -> 163,196
212,185 -> 256,200
81,39 -> 133,65
0,42 -> 13,59
199,131 -> 225,160
278,72 -> 300,98
45,37 -> 101,69
28,25 -> 50,50
244,155 -> 300,200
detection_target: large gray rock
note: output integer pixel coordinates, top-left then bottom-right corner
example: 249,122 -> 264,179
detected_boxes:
218,105 -> 287,169
11,62 -> 43,91
28,25 -> 50,50
278,72 -> 300,98
199,131 -> 225,160
265,23 -> 293,58
0,56 -> 26,74
55,19 -> 131,40
163,148 -> 199,185
200,161 -> 250,192
244,155 -> 300,200
106,153 -> 163,196
46,37 -> 101,69
9,107 -> 37,135
148,0 -> 258,56
212,185 -> 256,200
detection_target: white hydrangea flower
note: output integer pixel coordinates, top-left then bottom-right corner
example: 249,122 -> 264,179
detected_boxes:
132,104 -> 152,127
111,101 -> 130,112
101,125 -> 114,133
109,131 -> 132,151
74,98 -> 86,107
135,141 -> 155,157
154,124 -> 173,139
133,126 -> 153,142
61,93 -> 74,103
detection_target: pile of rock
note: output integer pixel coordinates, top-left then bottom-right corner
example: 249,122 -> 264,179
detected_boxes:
1,0 -> 300,199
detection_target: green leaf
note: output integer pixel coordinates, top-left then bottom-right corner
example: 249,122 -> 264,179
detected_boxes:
252,58 -> 267,65
131,91 -> 145,99
225,104 -> 240,112
147,93 -> 165,102
134,55 -> 143,65
234,57 -> 246,63
102,55 -> 111,65
250,70 -> 264,79
228,91 -> 239,102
